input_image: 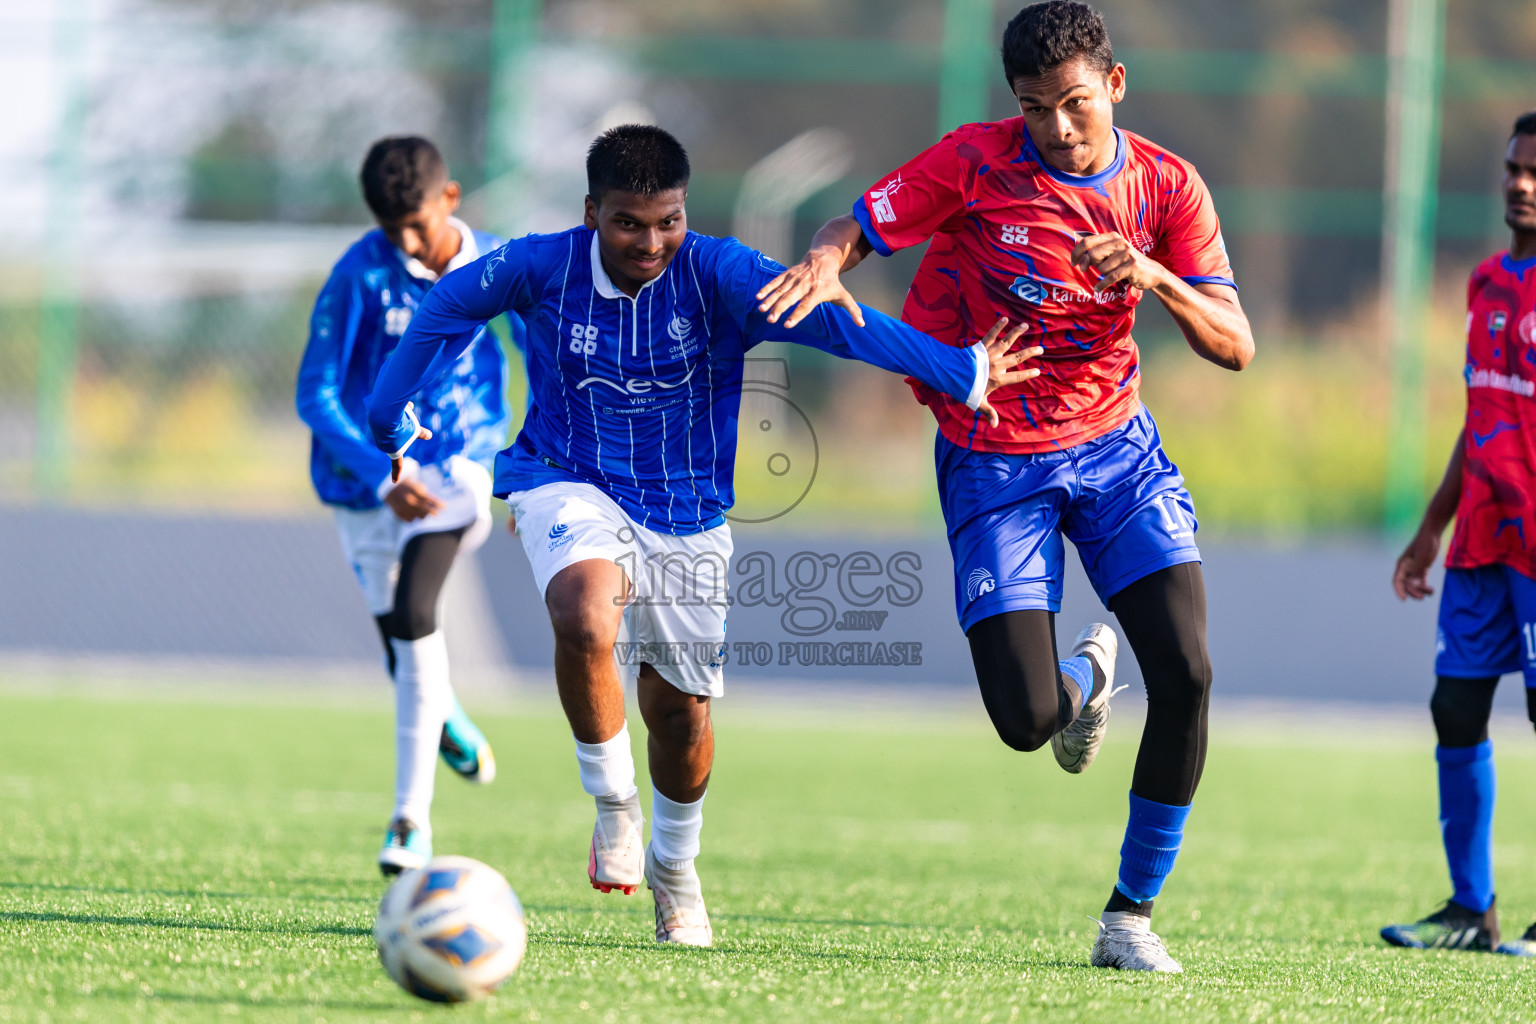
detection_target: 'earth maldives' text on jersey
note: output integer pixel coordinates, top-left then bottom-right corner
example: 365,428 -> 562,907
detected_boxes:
296,223 -> 521,510
1446,251 -> 1536,578
367,228 -> 988,536
853,120 -> 1236,454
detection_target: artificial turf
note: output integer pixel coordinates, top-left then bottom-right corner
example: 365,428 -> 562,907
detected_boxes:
2,683 -> 1536,1022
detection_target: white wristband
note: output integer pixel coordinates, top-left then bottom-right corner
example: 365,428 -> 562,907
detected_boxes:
965,341 -> 988,411
387,402 -> 422,459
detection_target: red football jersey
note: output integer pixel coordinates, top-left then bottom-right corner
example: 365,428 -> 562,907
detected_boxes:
1446,251 -> 1536,575
853,120 -> 1235,453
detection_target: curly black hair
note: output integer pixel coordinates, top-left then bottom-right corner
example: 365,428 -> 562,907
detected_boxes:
1514,112 -> 1536,138
359,136 -> 448,221
1001,1 -> 1115,84
586,125 -> 691,204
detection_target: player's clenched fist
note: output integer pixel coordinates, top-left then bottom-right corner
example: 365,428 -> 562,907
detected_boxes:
976,317 -> 1044,428
1071,231 -> 1167,293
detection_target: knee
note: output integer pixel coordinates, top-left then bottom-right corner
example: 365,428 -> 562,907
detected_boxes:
657,704 -> 711,749
1432,679 -> 1491,747
547,602 -> 612,656
988,703 -> 1056,753
1144,647 -> 1213,710
642,689 -> 711,749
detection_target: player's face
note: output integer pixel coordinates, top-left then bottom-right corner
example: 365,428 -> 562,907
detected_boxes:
1011,59 -> 1126,176
378,181 -> 463,271
585,188 -> 688,295
1503,134 -> 1536,233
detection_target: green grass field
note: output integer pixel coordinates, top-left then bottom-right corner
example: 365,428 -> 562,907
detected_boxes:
4,684 -> 1536,1023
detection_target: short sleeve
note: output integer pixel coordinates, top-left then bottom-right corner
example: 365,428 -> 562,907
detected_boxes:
852,134 -> 970,257
1153,167 -> 1237,290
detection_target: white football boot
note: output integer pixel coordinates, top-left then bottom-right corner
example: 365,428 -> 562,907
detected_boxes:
645,843 -> 713,946
1051,623 -> 1124,774
588,791 -> 644,895
1090,911 -> 1183,973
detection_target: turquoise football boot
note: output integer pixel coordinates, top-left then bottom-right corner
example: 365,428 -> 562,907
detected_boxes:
1498,922 -> 1536,956
378,817 -> 431,877
438,696 -> 496,784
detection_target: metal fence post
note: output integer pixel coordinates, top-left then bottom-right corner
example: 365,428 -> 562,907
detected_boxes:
1382,0 -> 1446,532
485,0 -> 541,235
939,0 -> 996,138
36,0 -> 89,499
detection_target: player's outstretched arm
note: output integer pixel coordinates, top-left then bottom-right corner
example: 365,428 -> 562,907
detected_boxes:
755,215 -> 872,329
367,240 -> 531,475
1393,433 -> 1464,601
1071,232 -> 1254,371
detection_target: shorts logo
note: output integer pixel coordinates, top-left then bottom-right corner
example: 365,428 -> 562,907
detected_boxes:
1489,310 -> 1508,333
965,568 -> 996,602
869,174 -> 904,225
548,521 -> 573,551
1520,311 -> 1536,346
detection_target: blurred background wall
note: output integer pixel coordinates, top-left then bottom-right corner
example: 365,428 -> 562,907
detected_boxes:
2,0 -> 1530,705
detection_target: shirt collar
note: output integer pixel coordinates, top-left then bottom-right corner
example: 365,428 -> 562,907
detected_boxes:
396,217 -> 478,282
1024,126 -> 1127,190
590,229 -> 662,301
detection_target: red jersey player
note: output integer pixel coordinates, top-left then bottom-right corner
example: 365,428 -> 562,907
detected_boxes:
1384,114 -> 1536,958
759,2 -> 1255,972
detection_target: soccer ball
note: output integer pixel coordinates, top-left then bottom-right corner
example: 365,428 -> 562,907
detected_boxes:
373,855 -> 527,1003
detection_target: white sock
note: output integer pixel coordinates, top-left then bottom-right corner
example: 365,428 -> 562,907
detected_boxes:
574,727 -> 638,802
650,787 -> 705,869
391,632 -> 452,828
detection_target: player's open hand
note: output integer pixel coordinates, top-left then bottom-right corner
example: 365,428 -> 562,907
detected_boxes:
384,476 -> 446,522
1392,526 -> 1441,601
389,402 -> 433,483
976,317 -> 1043,428
1071,231 -> 1166,293
755,247 -> 865,329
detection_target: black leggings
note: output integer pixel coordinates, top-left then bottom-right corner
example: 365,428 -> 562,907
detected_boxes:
966,561 -> 1213,806
373,526 -> 468,674
1430,675 -> 1536,747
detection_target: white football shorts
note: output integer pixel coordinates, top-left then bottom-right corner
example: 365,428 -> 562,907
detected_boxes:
503,481 -> 732,698
334,455 -> 494,616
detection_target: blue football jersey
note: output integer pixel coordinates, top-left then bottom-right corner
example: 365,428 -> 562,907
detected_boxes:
296,221 -> 522,510
368,227 -> 986,535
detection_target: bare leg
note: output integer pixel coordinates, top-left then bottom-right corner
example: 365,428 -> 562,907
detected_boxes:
638,668 -> 712,802
545,558 -> 628,743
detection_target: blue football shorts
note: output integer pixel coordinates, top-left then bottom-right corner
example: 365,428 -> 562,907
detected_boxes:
1436,563 -> 1536,686
936,404 -> 1202,631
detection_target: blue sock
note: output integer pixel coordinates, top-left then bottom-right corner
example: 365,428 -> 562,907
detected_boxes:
1438,740 -> 1496,913
1058,655 -> 1094,710
1116,793 -> 1193,903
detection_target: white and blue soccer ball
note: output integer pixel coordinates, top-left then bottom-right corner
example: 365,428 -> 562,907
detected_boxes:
374,855 -> 527,1003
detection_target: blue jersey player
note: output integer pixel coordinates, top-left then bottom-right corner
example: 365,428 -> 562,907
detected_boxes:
367,125 -> 1033,946
296,136 -> 521,876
